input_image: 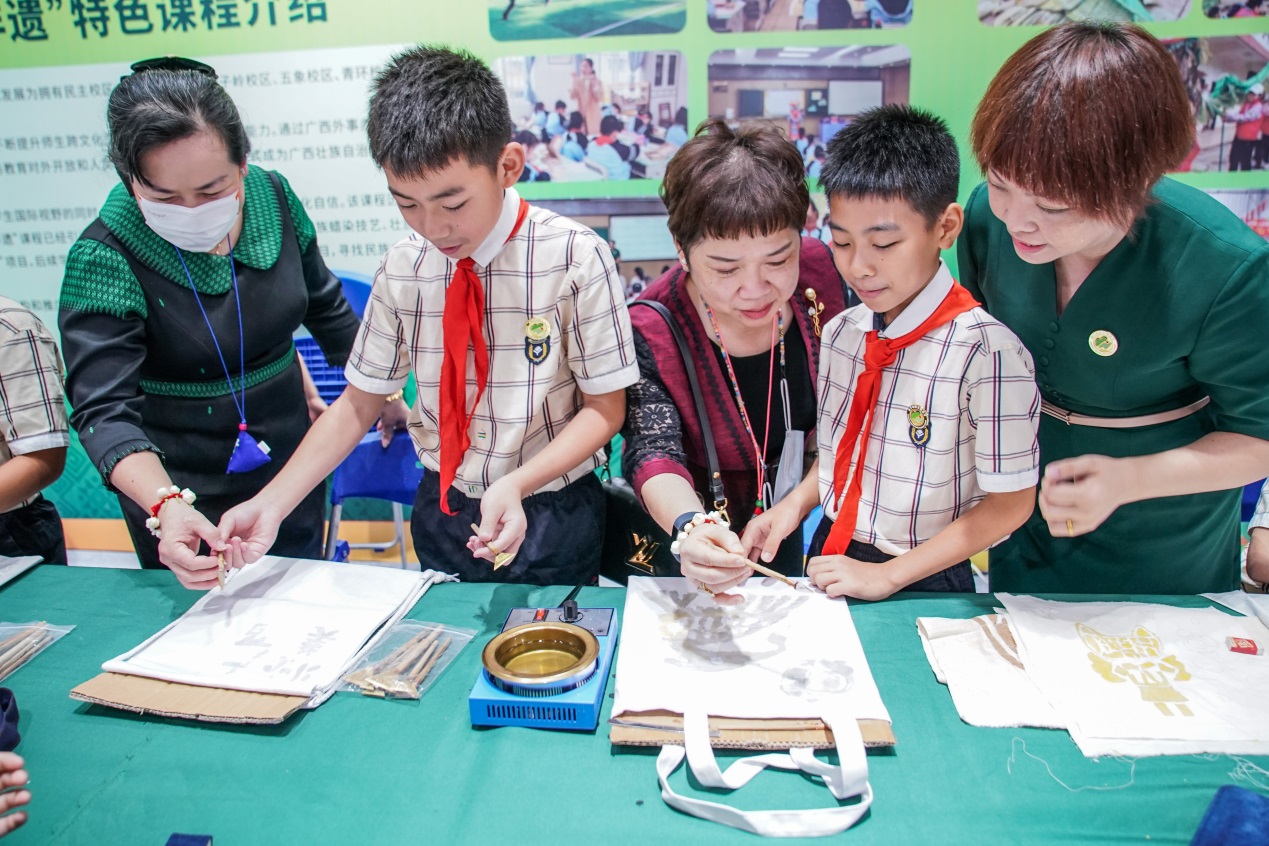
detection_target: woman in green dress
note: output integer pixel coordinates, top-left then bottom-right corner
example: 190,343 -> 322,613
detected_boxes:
959,22 -> 1269,594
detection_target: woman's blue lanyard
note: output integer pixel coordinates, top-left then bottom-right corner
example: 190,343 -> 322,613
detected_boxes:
173,244 -> 271,474
174,244 -> 247,426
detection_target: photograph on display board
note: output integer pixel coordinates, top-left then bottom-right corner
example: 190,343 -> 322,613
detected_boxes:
1167,35 -> 1269,172
1205,0 -> 1267,16
979,0 -> 1191,25
489,0 -> 686,40
535,197 -> 677,299
1206,189 -> 1269,237
706,0 -> 912,32
707,45 -> 910,179
492,51 -> 687,184
802,192 -> 834,248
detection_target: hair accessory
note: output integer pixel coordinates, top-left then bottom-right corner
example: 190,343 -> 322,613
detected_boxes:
127,56 -> 217,80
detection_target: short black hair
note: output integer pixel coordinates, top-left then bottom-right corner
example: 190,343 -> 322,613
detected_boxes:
368,45 -> 512,177
819,105 -> 959,226
599,114 -> 623,136
554,100 -> 567,110
567,111 -> 585,131
107,66 -> 250,191
513,129 -> 539,148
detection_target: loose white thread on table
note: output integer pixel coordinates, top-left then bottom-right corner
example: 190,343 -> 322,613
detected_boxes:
1006,738 -> 1138,793
1227,757 -> 1269,793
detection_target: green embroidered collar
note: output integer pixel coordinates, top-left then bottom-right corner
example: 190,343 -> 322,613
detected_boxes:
98,165 -> 283,295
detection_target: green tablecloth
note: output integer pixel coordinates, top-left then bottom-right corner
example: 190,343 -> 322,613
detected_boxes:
1,565 -> 1264,845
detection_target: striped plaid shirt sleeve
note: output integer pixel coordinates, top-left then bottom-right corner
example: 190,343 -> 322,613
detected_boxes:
965,335 -> 1041,492
0,303 -> 70,457
1252,485 -> 1269,532
344,259 -> 412,395
565,237 -> 639,394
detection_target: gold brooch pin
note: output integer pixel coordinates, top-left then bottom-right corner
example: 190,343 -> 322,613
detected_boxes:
804,288 -> 825,338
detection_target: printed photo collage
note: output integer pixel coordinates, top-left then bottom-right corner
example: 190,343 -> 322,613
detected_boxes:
483,0 -> 1266,298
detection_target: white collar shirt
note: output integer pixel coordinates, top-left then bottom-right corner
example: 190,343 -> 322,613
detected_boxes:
816,261 -> 1041,555
345,188 -> 639,496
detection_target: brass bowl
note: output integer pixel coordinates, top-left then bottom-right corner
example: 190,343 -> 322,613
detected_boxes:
482,622 -> 599,693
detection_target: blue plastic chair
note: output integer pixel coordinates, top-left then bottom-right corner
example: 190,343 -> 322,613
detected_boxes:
324,430 -> 425,568
296,272 -> 421,566
802,505 -> 823,555
295,272 -> 373,403
1244,479 -> 1266,523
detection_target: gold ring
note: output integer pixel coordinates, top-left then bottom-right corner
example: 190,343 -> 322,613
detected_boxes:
697,582 -> 716,596
1065,519 -> 1074,538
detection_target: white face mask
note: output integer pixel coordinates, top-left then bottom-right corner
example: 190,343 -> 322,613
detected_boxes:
136,190 -> 241,253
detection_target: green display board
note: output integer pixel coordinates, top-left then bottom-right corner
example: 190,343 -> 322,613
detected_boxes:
0,0 -> 1264,518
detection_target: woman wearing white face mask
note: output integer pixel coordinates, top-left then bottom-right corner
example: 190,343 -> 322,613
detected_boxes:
58,57 -> 365,588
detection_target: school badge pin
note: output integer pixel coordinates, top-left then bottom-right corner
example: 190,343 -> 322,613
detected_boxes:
1088,330 -> 1118,357
524,316 -> 551,364
908,404 -> 931,447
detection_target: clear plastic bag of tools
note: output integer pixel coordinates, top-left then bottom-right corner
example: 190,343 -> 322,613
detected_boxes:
0,621 -> 75,682
339,620 -> 475,700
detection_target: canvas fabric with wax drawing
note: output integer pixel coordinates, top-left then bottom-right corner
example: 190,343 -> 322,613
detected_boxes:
611,576 -> 893,747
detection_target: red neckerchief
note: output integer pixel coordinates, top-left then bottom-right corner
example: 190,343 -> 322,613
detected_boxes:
437,198 -> 530,514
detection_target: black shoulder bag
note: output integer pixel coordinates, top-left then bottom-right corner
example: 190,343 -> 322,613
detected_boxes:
600,300 -> 727,583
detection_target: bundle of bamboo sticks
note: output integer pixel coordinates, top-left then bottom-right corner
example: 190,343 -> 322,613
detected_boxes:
0,623 -> 53,681
343,626 -> 453,700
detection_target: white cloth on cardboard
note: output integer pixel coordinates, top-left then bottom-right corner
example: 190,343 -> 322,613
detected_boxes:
104,557 -> 446,700
916,614 -> 1064,729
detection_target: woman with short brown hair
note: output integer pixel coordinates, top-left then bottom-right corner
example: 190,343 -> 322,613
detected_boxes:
622,119 -> 848,600
960,22 -> 1269,594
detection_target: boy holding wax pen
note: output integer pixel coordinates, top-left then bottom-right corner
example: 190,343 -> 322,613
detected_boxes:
805,105 -> 1041,600
217,46 -> 638,585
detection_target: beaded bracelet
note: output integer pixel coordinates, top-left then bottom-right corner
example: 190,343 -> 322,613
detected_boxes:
145,485 -> 197,539
669,511 -> 730,561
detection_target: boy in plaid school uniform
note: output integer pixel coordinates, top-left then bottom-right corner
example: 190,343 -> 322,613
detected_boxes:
0,297 -> 68,564
219,46 -> 638,585
806,106 -> 1040,599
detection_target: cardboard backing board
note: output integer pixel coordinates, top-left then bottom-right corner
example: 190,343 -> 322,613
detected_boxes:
610,709 -> 896,750
70,673 -> 308,725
